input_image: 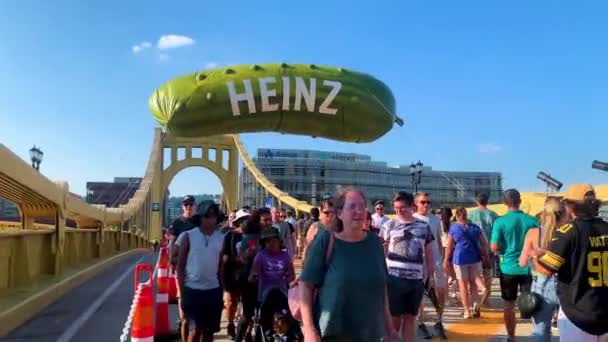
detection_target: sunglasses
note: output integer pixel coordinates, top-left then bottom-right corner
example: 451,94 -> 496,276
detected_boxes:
420,201 -> 431,205
183,203 -> 194,207
375,207 -> 384,211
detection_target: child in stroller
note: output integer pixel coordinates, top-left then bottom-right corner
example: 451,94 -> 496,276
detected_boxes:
249,228 -> 301,341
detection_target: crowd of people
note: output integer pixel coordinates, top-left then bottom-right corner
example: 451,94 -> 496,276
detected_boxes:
163,183 -> 608,342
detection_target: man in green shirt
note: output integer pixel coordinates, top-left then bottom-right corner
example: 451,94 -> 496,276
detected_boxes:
490,189 -> 539,342
468,192 -> 499,304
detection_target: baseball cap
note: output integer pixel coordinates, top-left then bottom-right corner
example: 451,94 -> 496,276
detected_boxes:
233,209 -> 251,223
563,184 -> 595,202
182,195 -> 196,205
196,200 -> 220,219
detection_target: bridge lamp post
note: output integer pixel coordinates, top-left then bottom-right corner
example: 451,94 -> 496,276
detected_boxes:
29,146 -> 43,171
592,160 -> 608,172
537,171 -> 563,194
410,160 -> 423,193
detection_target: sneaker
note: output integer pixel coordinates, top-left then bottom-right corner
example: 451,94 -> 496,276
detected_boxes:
227,322 -> 236,339
473,303 -> 481,318
463,311 -> 473,319
418,323 -> 433,339
434,321 -> 448,340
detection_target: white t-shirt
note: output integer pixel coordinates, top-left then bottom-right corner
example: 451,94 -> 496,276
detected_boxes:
177,229 -> 224,290
413,213 -> 442,263
372,213 -> 390,234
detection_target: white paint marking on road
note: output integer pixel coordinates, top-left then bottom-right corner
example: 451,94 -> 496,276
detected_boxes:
56,255 -> 146,342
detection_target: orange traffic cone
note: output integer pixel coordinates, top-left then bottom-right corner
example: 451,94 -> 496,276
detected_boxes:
168,269 -> 178,305
155,248 -> 171,338
132,264 -> 154,342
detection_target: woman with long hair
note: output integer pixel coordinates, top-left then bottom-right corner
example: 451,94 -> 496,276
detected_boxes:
299,188 -> 396,341
444,207 -> 489,319
519,196 -> 562,341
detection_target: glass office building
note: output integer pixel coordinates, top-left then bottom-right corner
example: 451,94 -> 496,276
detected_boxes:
240,149 -> 502,211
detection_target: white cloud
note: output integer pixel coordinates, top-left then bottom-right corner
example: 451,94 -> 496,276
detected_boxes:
479,143 -> 502,153
157,34 -> 195,50
158,53 -> 170,62
131,41 -> 151,54
203,62 -> 218,69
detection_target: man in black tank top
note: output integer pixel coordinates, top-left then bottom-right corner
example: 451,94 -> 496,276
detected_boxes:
535,184 -> 608,339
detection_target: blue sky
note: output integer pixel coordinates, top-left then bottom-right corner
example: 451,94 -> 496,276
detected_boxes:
1,1 -> 607,197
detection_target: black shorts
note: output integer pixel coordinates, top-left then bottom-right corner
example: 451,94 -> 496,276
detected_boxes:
387,276 -> 424,316
181,286 -> 224,332
499,273 -> 532,301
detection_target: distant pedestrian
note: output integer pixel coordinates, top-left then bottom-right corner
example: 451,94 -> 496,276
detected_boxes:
444,207 -> 489,319
413,192 -> 447,339
440,207 -> 459,302
468,193 -> 499,303
220,208 -> 250,339
305,199 -> 338,249
490,189 -> 539,342
272,207 -> 296,261
372,200 -> 390,236
295,212 -> 308,258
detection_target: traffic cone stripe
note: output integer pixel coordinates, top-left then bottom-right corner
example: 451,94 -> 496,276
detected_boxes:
131,337 -> 154,342
154,247 -> 172,338
132,266 -> 155,342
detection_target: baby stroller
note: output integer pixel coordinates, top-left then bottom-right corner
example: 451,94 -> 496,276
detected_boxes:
251,287 -> 302,342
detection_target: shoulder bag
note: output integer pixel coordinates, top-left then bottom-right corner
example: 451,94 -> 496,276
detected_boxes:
289,232 -> 335,321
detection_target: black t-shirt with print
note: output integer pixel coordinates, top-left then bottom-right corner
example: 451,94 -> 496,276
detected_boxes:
539,217 -> 608,335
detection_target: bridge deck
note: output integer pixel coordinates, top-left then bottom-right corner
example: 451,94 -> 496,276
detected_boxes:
0,250 -> 556,342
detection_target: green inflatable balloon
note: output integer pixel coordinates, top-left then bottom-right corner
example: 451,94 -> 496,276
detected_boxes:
149,63 -> 402,143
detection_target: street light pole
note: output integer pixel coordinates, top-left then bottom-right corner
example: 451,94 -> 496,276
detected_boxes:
29,146 -> 43,171
409,161 -> 423,193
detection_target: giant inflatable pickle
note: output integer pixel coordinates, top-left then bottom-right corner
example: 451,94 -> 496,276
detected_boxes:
149,63 -> 402,143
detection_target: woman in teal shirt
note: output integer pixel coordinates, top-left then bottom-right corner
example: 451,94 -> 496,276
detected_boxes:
299,188 -> 396,342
